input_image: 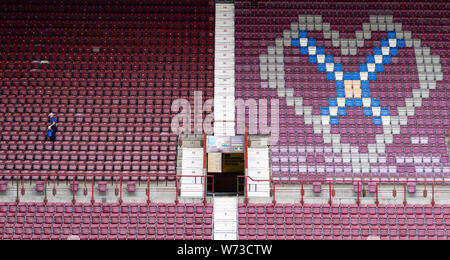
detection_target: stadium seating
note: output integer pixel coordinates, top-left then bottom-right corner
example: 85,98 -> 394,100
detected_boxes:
0,202 -> 213,240
238,203 -> 450,240
234,0 -> 449,180
0,0 -> 215,180
0,0 -> 449,242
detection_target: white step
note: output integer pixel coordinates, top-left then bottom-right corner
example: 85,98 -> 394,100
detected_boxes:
248,169 -> 270,179
214,112 -> 235,121
214,124 -> 235,137
248,160 -> 270,169
214,60 -> 234,67
214,89 -> 235,96
214,69 -> 235,77
216,12 -> 234,20
215,36 -> 234,44
215,52 -> 234,61
214,233 -> 237,240
216,4 -> 234,11
181,160 -> 203,170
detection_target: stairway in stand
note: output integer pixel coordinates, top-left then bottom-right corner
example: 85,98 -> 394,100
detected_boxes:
214,3 -> 235,136
213,196 -> 238,240
247,147 -> 271,198
180,147 -> 205,198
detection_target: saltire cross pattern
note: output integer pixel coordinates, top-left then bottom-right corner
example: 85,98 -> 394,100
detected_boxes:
291,31 -> 406,126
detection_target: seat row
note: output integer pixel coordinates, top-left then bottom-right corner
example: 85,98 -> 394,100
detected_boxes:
238,203 -> 450,240
0,202 -> 213,240
0,0 -> 214,179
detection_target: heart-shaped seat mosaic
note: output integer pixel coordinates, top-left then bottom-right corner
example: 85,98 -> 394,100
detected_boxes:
291,30 -> 406,126
256,14 -> 444,176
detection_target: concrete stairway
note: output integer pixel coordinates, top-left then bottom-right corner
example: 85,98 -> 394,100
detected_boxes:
180,147 -> 205,198
247,148 -> 271,198
213,196 -> 238,240
214,3 -> 235,136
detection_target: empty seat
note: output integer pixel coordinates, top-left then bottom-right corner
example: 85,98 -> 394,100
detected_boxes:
0,0 -> 214,181
234,0 -> 450,180
238,203 -> 449,240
